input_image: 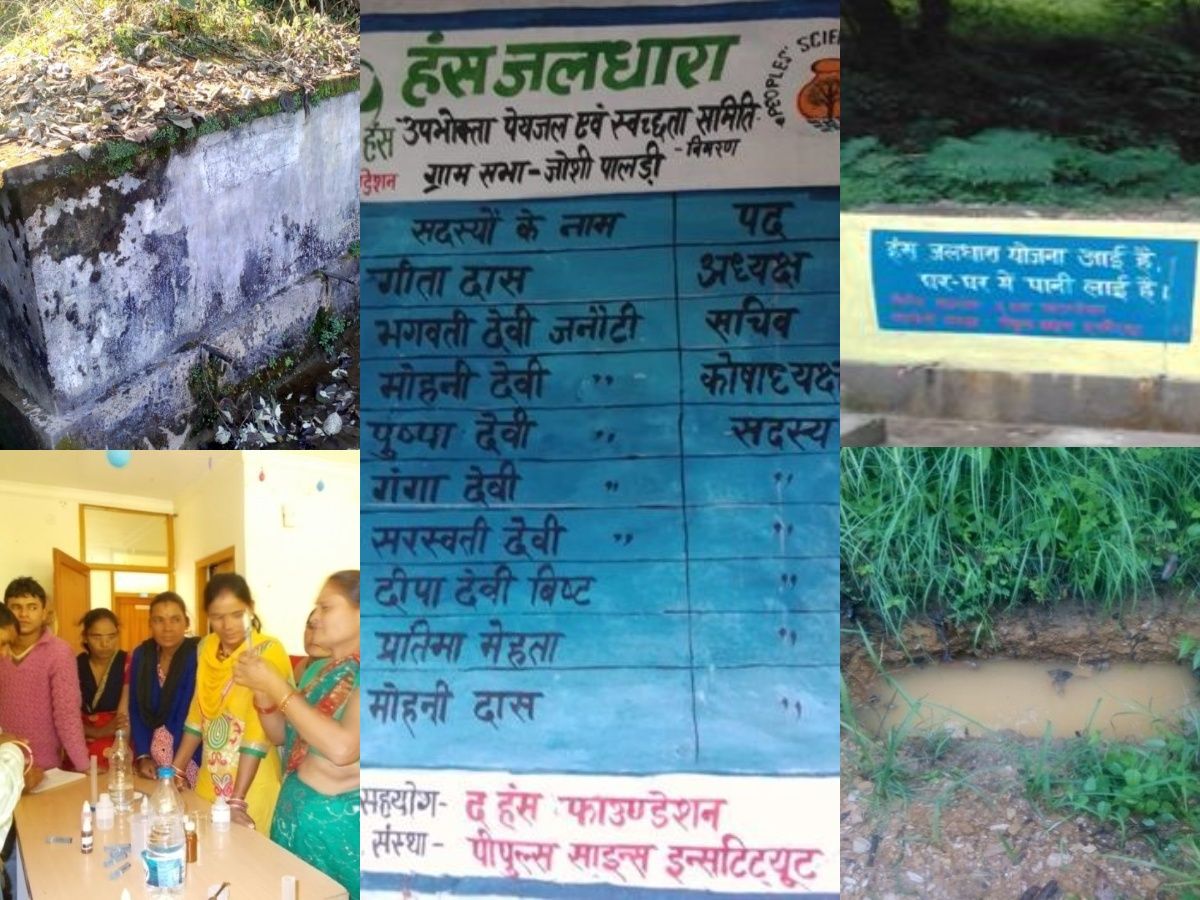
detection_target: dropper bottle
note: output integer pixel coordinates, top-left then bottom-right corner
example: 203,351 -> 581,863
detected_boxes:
79,800 -> 93,854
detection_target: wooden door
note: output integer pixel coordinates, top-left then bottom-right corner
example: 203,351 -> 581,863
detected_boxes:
194,547 -> 236,636
52,549 -> 90,648
114,595 -> 153,653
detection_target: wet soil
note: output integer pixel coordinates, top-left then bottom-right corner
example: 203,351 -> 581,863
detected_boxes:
843,595 -> 1200,707
843,598 -> 1200,898
859,659 -> 1196,740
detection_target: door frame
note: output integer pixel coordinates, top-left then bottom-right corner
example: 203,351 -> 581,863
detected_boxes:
113,593 -> 154,654
51,548 -> 90,641
194,547 -> 236,636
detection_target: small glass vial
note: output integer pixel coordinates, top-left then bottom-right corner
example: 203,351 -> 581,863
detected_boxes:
184,816 -> 197,863
211,796 -> 230,832
80,801 -> 93,854
95,792 -> 115,830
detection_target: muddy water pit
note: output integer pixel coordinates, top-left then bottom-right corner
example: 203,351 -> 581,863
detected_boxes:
857,659 -> 1198,739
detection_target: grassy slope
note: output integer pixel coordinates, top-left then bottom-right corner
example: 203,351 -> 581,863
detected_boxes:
840,448 -> 1200,639
844,0 -> 1200,207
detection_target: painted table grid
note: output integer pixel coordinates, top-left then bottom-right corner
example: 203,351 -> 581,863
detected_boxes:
871,228 -> 1199,343
360,187 -> 839,777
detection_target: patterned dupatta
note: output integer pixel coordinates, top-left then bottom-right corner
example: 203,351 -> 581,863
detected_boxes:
284,653 -> 359,774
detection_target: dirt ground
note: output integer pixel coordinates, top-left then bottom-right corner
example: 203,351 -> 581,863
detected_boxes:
841,735 -> 1169,899
843,597 -> 1200,898
843,594 -> 1200,701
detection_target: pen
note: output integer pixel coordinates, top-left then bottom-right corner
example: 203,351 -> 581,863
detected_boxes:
108,862 -> 130,879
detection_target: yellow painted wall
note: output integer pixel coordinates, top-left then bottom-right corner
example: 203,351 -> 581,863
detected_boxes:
842,212 -> 1200,378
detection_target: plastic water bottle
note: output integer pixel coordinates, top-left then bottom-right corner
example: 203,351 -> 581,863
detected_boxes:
142,767 -> 185,897
108,728 -> 133,812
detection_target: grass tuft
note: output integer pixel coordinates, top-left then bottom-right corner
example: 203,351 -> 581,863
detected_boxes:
841,448 -> 1200,640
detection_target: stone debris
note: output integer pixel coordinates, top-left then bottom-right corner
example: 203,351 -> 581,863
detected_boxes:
205,351 -> 357,450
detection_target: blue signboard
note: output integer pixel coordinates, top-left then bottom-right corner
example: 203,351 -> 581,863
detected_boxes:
361,188 -> 839,777
871,229 -> 1198,343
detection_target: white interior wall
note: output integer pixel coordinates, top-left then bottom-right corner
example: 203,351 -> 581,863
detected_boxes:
171,453 -> 246,629
241,451 -> 360,655
0,480 -> 174,635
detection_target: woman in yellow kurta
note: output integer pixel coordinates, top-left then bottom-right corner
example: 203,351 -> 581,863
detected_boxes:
171,574 -> 291,832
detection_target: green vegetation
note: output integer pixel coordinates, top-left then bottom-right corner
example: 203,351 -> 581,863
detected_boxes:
843,132 -> 1200,208
842,679 -> 918,807
1026,724 -> 1200,841
186,355 -> 225,431
841,448 -> 1200,640
1179,634 -> 1200,672
309,305 -> 349,357
1020,715 -> 1200,892
844,0 -> 1200,208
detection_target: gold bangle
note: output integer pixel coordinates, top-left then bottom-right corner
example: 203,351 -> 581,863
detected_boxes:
277,689 -> 299,714
11,740 -> 32,774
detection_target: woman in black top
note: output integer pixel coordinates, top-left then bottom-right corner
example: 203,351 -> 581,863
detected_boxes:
77,609 -> 128,770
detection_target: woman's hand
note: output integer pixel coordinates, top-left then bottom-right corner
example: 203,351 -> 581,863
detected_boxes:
135,757 -> 157,780
91,713 -> 130,739
232,652 -> 283,695
230,807 -> 256,829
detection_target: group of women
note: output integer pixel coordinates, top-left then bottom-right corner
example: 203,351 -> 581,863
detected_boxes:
75,572 -> 360,899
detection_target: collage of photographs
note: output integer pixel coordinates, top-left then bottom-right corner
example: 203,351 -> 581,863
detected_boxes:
0,0 -> 1199,899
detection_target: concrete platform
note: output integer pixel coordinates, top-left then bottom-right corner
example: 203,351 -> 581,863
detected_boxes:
842,412 -> 1200,447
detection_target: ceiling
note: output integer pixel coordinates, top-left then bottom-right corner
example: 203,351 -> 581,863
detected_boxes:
0,451 -> 356,502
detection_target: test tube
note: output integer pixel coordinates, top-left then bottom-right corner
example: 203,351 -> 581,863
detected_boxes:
88,755 -> 98,807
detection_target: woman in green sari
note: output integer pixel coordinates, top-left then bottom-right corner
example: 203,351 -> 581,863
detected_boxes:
232,571 -> 359,899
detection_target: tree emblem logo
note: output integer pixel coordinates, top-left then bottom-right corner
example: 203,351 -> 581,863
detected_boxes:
796,58 -> 840,133
361,59 -> 383,123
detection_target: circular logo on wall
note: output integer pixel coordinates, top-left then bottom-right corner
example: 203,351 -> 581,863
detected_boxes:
762,25 -> 840,134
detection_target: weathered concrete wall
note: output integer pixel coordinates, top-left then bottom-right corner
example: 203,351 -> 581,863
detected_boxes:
844,361 -> 1200,434
0,191 -> 51,412
0,88 -> 359,447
